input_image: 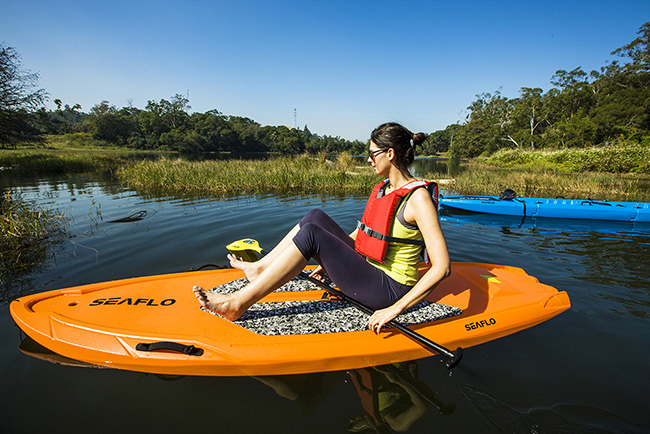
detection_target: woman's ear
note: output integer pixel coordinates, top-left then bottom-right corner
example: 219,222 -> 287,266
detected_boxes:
386,147 -> 395,161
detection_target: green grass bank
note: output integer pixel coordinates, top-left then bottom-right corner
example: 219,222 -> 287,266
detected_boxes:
2,145 -> 650,200
115,154 -> 379,195
0,149 -> 127,174
437,145 -> 650,201
441,167 -> 650,201
484,145 -> 650,174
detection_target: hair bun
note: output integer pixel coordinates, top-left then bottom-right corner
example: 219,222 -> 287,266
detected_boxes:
412,132 -> 426,147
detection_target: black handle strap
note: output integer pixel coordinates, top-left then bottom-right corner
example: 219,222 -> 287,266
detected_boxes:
136,341 -> 204,356
581,199 -> 613,206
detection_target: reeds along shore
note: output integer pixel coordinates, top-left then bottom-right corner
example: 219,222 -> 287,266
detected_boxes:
449,146 -> 650,201
1,192 -> 67,291
2,147 -> 650,200
445,167 -> 650,202
0,150 -> 129,174
115,154 -> 380,195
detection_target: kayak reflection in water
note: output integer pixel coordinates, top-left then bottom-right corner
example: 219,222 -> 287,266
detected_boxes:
253,370 -> 346,416
253,361 -> 453,432
193,122 -> 450,333
349,361 -> 454,433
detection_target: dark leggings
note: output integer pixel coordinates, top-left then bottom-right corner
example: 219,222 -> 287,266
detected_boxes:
292,209 -> 412,310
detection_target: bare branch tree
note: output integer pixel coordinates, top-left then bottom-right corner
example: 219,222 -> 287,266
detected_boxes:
0,43 -> 48,111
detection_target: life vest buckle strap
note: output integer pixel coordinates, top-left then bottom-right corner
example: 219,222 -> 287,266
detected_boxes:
357,221 -> 389,241
357,221 -> 424,246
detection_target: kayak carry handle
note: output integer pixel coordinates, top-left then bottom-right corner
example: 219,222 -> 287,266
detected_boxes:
136,342 -> 204,356
581,199 -> 613,206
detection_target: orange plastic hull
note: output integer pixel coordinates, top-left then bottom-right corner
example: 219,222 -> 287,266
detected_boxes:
10,262 -> 570,376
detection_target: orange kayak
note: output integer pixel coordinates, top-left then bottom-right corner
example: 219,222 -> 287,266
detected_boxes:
10,262 -> 570,376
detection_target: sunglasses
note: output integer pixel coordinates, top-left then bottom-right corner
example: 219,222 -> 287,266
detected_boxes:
368,149 -> 385,160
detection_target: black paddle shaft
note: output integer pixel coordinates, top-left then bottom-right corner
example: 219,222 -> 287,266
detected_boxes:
297,270 -> 463,369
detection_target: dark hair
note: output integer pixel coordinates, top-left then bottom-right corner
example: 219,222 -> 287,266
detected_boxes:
370,122 -> 426,175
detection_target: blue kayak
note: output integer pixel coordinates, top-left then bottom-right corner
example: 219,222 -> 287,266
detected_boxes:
439,194 -> 650,222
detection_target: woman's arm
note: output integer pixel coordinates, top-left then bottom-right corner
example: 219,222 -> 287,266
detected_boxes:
368,187 -> 450,335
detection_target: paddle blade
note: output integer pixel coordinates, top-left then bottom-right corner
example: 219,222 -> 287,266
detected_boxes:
445,347 -> 463,370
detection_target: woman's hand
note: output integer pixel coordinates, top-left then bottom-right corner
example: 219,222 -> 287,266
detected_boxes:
309,265 -> 327,282
368,305 -> 402,335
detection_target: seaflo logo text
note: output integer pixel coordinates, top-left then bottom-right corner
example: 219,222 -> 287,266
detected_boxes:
464,318 -> 496,331
89,297 -> 176,306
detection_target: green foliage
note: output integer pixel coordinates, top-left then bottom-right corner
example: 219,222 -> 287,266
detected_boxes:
486,143 -> 650,174
34,94 -> 362,155
449,22 -> 650,158
86,101 -> 138,145
0,150 -> 126,174
51,132 -> 110,148
450,119 -> 497,158
424,124 -> 459,154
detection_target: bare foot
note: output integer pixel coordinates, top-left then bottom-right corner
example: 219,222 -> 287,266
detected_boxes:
227,254 -> 263,282
193,286 -> 243,321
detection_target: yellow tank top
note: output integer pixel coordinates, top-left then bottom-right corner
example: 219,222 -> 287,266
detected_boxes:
366,193 -> 423,285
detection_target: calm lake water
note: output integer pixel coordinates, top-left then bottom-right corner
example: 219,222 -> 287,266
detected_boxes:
1,160 -> 650,434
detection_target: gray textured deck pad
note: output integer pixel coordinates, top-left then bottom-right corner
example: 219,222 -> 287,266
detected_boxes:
208,273 -> 323,295
204,274 -> 462,335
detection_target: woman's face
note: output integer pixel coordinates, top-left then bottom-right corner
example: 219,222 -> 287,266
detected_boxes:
368,141 -> 391,176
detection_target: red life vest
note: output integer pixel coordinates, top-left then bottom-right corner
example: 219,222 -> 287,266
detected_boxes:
355,179 -> 438,263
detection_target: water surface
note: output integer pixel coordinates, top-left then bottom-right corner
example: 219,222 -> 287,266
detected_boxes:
1,172 -> 649,433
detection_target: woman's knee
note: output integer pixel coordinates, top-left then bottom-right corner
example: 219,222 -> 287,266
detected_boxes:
293,222 -> 321,260
300,208 -> 328,226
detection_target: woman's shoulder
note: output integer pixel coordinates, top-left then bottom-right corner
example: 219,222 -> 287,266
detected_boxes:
409,184 -> 436,205
404,185 -> 436,221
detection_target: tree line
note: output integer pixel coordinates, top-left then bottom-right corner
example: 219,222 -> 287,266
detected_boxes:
448,22 -> 650,158
2,22 -> 649,157
1,43 -> 365,154
45,95 -> 368,155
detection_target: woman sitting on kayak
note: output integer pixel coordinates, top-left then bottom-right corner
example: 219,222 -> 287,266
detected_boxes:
193,122 -> 450,334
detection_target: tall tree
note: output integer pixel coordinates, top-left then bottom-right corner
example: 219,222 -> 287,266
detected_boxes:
512,87 -> 547,149
611,21 -> 650,72
452,91 -> 517,157
0,43 -> 48,147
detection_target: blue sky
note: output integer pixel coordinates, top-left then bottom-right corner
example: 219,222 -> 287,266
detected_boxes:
3,0 -> 649,140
